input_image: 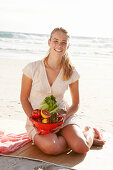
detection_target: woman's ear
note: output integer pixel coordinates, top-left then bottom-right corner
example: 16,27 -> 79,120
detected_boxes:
48,39 -> 50,46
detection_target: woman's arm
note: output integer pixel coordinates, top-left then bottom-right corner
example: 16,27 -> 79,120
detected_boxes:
64,80 -> 79,120
20,74 -> 33,117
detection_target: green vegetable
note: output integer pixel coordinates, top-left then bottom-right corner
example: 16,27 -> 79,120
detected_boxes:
50,112 -> 59,123
38,95 -> 59,113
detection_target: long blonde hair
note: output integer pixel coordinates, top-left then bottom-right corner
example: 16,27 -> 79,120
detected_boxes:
44,27 -> 74,81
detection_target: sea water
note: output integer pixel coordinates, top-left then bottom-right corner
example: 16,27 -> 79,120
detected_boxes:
0,31 -> 113,64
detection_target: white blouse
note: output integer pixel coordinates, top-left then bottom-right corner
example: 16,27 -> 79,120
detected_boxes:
22,60 -> 80,111
23,60 -> 80,131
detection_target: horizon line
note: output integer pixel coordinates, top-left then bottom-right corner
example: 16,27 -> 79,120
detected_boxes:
0,30 -> 113,40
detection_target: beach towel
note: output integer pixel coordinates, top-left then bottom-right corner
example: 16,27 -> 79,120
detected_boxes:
0,131 -> 31,154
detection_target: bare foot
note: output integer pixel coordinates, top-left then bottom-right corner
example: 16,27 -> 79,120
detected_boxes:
93,128 -> 106,146
83,126 -> 105,146
82,126 -> 91,138
93,138 -> 105,146
82,126 -> 90,133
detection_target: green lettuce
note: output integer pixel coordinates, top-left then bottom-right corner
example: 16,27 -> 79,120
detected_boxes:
38,95 -> 59,113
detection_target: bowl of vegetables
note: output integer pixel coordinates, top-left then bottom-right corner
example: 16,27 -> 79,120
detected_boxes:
29,95 -> 64,134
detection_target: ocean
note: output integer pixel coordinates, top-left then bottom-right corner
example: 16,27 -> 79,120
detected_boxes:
0,31 -> 113,64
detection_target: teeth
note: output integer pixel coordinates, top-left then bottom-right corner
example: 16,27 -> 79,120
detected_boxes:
55,49 -> 62,52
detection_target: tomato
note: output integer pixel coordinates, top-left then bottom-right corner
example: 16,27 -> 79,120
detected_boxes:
32,109 -> 41,118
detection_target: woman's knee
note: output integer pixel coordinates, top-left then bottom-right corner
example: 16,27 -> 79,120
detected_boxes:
38,140 -> 62,155
71,140 -> 90,154
61,125 -> 90,154
34,134 -> 63,155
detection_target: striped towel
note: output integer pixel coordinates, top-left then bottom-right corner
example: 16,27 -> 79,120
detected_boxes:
0,131 -> 31,154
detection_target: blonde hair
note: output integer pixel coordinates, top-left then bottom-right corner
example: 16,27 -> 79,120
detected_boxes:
44,27 -> 74,81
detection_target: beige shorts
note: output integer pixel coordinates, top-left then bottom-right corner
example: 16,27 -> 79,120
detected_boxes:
26,115 -> 78,143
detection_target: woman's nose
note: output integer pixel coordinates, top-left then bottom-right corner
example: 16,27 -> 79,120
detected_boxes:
58,42 -> 63,47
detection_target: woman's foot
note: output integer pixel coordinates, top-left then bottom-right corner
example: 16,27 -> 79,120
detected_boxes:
93,128 -> 105,146
83,126 -> 105,147
93,138 -> 105,146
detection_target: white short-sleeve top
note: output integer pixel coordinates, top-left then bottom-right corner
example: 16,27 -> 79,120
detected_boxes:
22,60 -> 80,110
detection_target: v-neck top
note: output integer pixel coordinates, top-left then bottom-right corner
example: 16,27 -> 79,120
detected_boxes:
22,60 -> 80,110
42,60 -> 62,88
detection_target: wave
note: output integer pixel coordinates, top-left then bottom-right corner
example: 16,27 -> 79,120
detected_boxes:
0,31 -> 49,40
1,31 -> 113,43
0,31 -> 113,62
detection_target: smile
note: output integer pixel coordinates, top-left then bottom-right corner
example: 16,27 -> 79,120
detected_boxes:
54,49 -> 62,52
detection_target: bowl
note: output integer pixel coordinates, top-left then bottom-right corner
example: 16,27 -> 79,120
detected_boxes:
29,115 -> 64,134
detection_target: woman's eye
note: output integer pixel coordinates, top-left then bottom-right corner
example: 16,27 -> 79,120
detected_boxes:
61,42 -> 67,46
62,42 -> 66,45
53,40 -> 58,43
52,40 -> 67,45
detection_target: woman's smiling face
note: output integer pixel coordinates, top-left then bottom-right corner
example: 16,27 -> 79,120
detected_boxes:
48,31 -> 69,57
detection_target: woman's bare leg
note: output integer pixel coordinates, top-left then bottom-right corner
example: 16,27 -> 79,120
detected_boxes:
60,124 -> 95,154
33,125 -> 105,155
34,133 -> 69,155
83,126 -> 105,146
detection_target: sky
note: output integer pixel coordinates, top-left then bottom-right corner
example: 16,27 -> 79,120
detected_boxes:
0,0 -> 113,38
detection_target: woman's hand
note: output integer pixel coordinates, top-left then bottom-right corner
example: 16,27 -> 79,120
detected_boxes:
58,109 -> 67,121
53,124 -> 63,134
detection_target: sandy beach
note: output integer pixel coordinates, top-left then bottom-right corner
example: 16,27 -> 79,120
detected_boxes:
0,58 -> 113,169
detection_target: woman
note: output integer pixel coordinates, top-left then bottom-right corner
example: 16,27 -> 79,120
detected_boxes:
20,27 -> 105,155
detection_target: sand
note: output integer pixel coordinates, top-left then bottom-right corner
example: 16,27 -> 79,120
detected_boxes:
0,58 -> 113,169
